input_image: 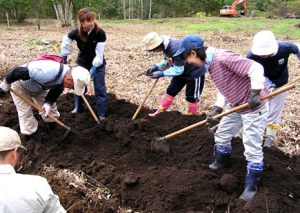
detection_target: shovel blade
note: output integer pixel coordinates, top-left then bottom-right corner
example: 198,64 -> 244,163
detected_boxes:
151,138 -> 170,153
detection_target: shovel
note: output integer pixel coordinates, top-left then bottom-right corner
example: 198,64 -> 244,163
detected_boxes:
151,79 -> 300,152
132,59 -> 172,120
81,95 -> 100,124
10,88 -> 71,140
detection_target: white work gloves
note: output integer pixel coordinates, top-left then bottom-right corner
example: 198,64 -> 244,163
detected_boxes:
42,103 -> 51,117
0,81 -> 11,92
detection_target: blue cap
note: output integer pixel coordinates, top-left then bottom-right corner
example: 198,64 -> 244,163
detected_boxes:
174,34 -> 205,57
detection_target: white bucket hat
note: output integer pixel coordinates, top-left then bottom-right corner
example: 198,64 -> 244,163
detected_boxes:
142,32 -> 163,51
71,66 -> 91,96
0,126 -> 27,152
251,30 -> 278,56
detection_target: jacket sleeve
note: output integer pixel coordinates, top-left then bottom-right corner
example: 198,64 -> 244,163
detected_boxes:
162,65 -> 184,77
60,31 -> 75,58
92,42 -> 105,67
214,90 -> 226,108
45,85 -> 64,105
247,61 -> 265,90
5,66 -> 30,83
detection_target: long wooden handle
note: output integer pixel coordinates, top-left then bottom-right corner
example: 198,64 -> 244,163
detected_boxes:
132,78 -> 159,120
132,60 -> 171,120
81,95 -> 100,124
156,81 -> 298,142
10,88 -> 70,131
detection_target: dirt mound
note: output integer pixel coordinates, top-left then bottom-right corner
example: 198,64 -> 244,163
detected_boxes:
1,93 -> 299,212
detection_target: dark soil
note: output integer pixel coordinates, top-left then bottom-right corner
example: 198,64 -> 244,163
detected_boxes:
1,93 -> 299,212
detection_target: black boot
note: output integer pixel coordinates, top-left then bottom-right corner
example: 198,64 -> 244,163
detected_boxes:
209,151 -> 230,170
239,169 -> 263,201
28,132 -> 42,155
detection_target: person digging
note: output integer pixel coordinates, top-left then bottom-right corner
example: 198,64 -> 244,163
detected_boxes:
0,60 -> 90,154
142,32 -> 206,117
174,34 -> 269,202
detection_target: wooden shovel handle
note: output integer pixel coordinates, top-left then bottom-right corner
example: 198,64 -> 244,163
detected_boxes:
10,88 -> 70,131
81,95 -> 100,124
157,80 -> 299,142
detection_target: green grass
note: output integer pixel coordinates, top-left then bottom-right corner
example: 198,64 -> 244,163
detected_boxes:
102,17 -> 300,40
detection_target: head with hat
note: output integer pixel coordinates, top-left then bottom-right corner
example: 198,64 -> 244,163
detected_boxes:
63,66 -> 91,95
174,34 -> 206,67
251,30 -> 278,58
142,32 -> 164,52
0,126 -> 27,167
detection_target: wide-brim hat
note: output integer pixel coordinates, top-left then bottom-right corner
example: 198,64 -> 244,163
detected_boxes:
142,32 -> 163,51
251,30 -> 278,56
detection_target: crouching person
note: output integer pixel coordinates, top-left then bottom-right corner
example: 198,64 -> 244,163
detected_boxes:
0,60 -> 90,153
142,32 -> 206,116
175,35 -> 269,201
0,126 -> 65,212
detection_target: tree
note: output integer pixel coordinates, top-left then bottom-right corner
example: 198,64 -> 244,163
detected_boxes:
53,0 -> 73,26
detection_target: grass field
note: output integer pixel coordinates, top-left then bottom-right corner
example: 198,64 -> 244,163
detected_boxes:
104,17 -> 300,40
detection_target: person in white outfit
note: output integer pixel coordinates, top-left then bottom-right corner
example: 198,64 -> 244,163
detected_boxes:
0,126 -> 66,212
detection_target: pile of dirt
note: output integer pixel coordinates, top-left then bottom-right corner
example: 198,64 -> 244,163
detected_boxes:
1,93 -> 299,212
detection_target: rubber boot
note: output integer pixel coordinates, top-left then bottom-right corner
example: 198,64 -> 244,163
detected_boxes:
264,124 -> 280,147
239,162 -> 263,201
148,94 -> 174,117
28,132 -> 42,155
209,145 -> 231,170
187,102 -> 199,115
71,95 -> 85,113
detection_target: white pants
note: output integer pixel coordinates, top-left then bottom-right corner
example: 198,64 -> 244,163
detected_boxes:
215,103 -> 269,163
10,81 -> 60,135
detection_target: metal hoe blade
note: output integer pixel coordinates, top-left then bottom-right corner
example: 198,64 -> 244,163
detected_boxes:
151,138 -> 170,153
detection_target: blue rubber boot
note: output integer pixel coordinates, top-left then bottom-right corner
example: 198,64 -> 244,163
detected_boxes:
209,145 -> 231,170
239,162 -> 263,201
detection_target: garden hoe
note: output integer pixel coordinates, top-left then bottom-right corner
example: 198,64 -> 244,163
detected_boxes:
151,78 -> 300,153
10,88 -> 71,141
81,95 -> 100,125
132,59 -> 172,120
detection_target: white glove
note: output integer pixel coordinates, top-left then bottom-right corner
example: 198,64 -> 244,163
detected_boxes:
42,103 -> 51,117
0,81 -> 11,92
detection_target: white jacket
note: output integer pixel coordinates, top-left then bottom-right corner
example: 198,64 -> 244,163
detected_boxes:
0,164 -> 65,213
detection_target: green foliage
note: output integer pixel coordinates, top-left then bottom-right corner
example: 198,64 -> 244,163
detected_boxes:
0,0 -> 298,22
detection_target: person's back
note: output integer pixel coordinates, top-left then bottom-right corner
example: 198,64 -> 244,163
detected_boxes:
0,127 -> 65,213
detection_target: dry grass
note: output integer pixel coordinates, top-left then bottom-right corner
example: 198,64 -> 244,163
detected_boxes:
0,19 -> 299,156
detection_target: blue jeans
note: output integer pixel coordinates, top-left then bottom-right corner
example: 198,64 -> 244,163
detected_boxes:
73,65 -> 107,117
93,65 -> 107,117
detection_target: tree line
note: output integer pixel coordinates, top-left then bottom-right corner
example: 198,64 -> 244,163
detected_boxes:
0,0 -> 299,27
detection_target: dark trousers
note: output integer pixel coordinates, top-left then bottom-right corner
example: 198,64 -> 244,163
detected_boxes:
166,75 -> 205,103
74,65 -> 107,117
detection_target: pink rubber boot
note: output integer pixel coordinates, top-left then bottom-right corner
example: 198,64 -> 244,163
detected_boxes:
148,94 -> 174,117
187,102 -> 199,115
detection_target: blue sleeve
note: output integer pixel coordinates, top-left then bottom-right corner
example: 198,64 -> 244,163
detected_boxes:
163,65 -> 184,77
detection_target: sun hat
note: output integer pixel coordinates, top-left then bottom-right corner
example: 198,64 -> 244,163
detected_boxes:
71,66 -> 91,96
251,30 -> 278,56
142,32 -> 164,51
